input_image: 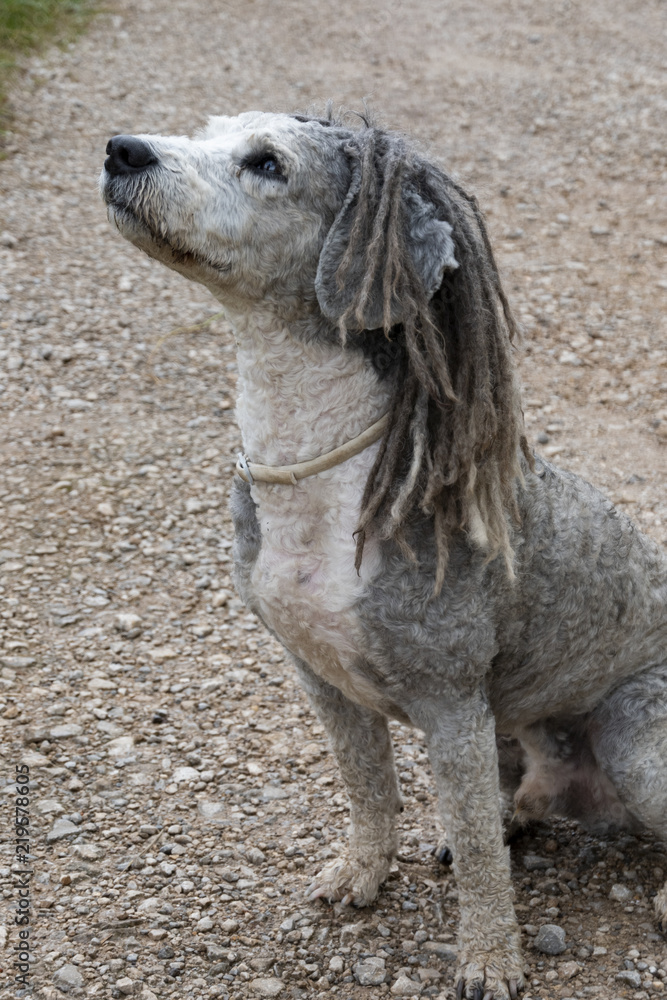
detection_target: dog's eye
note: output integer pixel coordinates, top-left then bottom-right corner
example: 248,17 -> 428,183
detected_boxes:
244,153 -> 285,180
257,156 -> 279,174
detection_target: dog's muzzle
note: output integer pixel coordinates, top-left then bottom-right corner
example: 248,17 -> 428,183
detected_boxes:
105,135 -> 157,177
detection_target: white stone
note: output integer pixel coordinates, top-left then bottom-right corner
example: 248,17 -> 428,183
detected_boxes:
246,847 -> 266,864
148,646 -> 178,662
185,498 -> 207,514
391,974 -> 422,996
354,957 -> 386,986
340,921 -> 365,943
47,819 -> 78,841
172,766 -> 200,783
1,655 -> 35,669
609,883 -> 633,902
34,798 -> 65,816
250,978 -> 284,998
21,751 -> 50,767
65,398 -> 92,411
53,964 -> 84,991
87,677 -> 117,690
198,800 -> 226,822
115,612 -> 143,631
106,735 -> 135,756
200,678 -> 223,693
74,844 -> 102,860
97,720 -> 124,737
137,897 -> 161,913
49,723 -> 83,739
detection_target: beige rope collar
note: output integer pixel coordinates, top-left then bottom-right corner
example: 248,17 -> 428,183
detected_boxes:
235,412 -> 389,486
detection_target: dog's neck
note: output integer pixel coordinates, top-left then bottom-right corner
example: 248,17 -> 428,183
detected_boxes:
227,305 -> 390,468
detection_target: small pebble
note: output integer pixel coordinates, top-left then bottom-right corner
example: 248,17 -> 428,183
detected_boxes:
46,818 -> 79,842
534,924 -> 567,955
391,973 -> 422,996
53,964 -> 84,991
250,978 -> 284,997
354,957 -> 387,986
616,969 -> 642,988
609,883 -> 633,902
522,854 -> 550,872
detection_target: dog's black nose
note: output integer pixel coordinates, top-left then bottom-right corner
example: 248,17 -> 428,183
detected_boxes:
105,135 -> 157,176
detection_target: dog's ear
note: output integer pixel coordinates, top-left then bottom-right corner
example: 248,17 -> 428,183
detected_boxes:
315,161 -> 458,331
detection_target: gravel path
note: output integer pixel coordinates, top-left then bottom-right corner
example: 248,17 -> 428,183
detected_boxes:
0,1 -> 666,998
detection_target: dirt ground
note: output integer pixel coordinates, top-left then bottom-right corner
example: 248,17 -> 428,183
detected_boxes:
0,0 -> 666,998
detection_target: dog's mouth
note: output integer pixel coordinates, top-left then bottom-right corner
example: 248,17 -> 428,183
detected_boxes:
105,195 -> 230,275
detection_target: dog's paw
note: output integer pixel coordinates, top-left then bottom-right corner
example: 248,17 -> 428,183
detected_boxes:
455,953 -> 525,1000
307,852 -> 389,907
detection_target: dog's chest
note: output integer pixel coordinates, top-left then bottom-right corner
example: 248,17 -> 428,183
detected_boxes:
231,315 -> 388,709
248,456 -> 383,708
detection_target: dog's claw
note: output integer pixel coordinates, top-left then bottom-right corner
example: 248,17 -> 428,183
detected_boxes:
307,853 -> 389,908
455,960 -> 523,999
431,844 -> 453,866
307,885 -> 330,902
309,885 -> 357,907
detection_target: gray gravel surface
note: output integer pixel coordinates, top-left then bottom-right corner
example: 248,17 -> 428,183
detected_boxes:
0,1 -> 666,998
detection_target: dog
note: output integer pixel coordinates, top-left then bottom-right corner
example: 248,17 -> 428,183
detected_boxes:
101,110 -> 667,999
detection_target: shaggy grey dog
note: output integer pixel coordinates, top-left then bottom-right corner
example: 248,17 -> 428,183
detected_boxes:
101,110 -> 667,1000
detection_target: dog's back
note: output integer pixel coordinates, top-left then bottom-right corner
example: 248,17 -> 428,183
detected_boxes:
492,458 -> 667,725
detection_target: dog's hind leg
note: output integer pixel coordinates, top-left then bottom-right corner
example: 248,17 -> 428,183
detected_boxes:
409,692 -> 524,1000
292,658 -> 402,907
591,664 -> 667,931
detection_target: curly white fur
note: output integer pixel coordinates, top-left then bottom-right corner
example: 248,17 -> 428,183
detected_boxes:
230,302 -> 391,710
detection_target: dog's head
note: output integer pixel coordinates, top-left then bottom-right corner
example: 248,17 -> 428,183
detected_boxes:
100,111 -> 458,323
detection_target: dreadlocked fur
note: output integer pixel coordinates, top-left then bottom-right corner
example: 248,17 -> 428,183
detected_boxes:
332,124 -> 531,593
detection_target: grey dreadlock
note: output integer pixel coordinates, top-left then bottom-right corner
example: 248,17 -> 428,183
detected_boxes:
332,122 -> 531,592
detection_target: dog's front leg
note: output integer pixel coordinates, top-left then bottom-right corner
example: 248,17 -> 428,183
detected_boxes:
292,657 -> 402,907
411,691 -> 524,1000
